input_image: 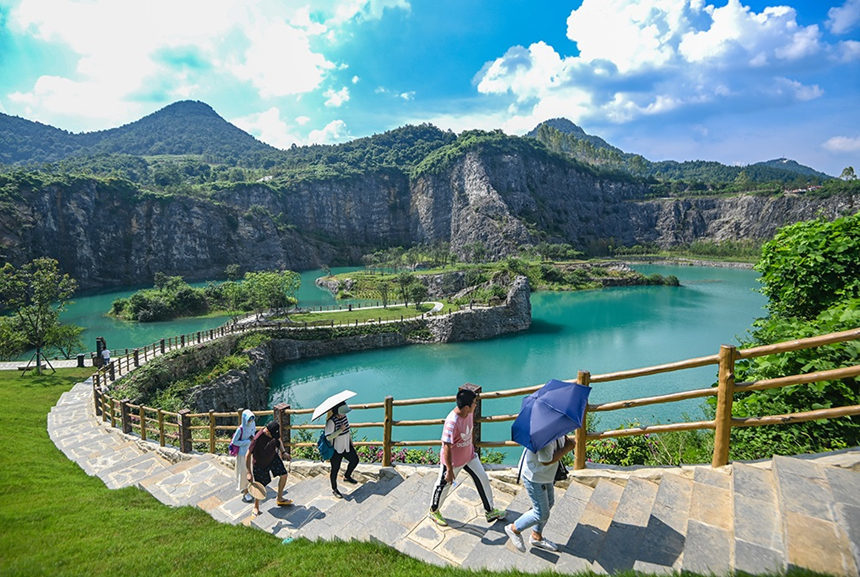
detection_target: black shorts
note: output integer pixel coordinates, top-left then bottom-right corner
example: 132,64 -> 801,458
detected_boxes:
252,454 -> 287,486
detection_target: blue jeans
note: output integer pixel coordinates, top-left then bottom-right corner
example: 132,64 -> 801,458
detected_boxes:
514,478 -> 554,534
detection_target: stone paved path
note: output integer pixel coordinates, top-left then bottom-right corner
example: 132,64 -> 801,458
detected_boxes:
50,379 -> 860,575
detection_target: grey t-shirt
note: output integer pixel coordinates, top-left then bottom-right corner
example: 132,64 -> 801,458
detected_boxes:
520,437 -> 563,484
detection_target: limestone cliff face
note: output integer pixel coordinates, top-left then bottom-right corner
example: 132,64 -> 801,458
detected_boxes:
1,151 -> 854,289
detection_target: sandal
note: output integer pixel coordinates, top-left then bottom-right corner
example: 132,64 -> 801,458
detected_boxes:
277,498 -> 293,507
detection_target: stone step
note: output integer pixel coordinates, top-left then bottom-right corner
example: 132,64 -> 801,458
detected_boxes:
681,466 -> 734,575
594,476 -> 660,574
397,471 -> 517,568
142,457 -> 232,507
78,439 -> 146,477
774,455 -> 858,576
100,451 -> 172,489
824,465 -> 860,573
301,471 -> 406,541
632,471 -> 694,575
255,475 -> 347,536
566,478 -> 624,565
363,471 -> 438,547
731,462 -> 786,575
463,477 -> 595,574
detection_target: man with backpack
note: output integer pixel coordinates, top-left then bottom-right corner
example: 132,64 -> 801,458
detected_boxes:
246,420 -> 292,515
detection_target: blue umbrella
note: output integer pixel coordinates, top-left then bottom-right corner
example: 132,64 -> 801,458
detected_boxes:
511,379 -> 591,452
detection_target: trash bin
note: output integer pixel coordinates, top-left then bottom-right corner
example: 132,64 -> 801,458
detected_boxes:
77,354 -> 85,367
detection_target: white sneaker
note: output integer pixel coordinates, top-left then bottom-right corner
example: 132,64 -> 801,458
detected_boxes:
529,535 -> 558,552
505,524 -> 526,552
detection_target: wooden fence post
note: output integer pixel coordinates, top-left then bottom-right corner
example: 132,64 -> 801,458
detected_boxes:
712,344 -> 737,467
133,348 -> 139,367
460,383 -> 482,456
209,410 -> 216,454
383,396 -> 394,466
160,339 -> 165,354
273,403 -> 290,455
158,409 -> 165,447
178,409 -> 192,453
93,383 -> 102,417
140,406 -> 147,441
574,371 -> 591,470
181,335 -> 185,348
120,399 -> 132,434
109,361 -> 115,382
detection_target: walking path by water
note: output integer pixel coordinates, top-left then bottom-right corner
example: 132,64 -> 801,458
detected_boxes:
50,378 -> 860,575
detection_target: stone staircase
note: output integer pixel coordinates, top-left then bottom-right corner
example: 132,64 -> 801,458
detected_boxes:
50,380 -> 860,575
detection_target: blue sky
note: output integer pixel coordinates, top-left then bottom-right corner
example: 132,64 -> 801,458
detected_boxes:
0,0 -> 858,176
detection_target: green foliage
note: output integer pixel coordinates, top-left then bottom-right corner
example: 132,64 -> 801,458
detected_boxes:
237,333 -> 271,351
716,298 -> 860,460
45,323 -> 85,359
112,270 -> 300,322
0,316 -> 27,360
0,258 -> 77,372
586,421 -> 713,466
755,212 -> 860,319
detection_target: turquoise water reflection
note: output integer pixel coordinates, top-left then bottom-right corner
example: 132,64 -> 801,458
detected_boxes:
269,265 -> 767,459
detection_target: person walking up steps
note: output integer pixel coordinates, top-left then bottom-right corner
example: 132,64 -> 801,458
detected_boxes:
325,401 -> 359,498
246,421 -> 292,515
231,409 -> 256,503
505,435 -> 576,553
428,388 -> 506,527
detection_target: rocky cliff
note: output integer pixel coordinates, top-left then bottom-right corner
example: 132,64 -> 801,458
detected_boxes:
1,150 -> 854,289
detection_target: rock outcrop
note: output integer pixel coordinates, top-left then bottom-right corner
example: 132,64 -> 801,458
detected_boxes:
1,149 -> 854,290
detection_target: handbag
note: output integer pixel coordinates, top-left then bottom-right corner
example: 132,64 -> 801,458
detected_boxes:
554,460 -> 569,482
229,425 -> 243,456
317,431 -> 335,460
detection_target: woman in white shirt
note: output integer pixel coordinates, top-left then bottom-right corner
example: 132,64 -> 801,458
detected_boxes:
325,401 -> 359,498
505,435 -> 576,553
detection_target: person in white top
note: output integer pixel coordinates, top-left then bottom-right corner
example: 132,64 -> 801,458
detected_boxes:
505,435 -> 576,553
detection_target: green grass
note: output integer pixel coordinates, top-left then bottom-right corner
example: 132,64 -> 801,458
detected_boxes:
287,302 -> 444,324
0,368 -> 825,577
0,368 -> 540,577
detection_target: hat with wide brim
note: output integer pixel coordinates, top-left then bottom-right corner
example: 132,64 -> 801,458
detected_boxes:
311,390 -> 357,421
248,481 -> 267,500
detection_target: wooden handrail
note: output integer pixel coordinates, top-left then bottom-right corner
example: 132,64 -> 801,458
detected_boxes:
90,319 -> 859,468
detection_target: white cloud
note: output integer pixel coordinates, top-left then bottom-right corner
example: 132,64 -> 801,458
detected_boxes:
4,0 -> 410,128
295,115 -> 311,126
475,0 -> 833,130
399,91 -> 415,101
308,119 -> 351,144
827,0 -> 860,34
352,75 -> 360,84
324,86 -> 350,107
823,135 -> 860,152
231,107 -> 303,149
837,39 -> 860,61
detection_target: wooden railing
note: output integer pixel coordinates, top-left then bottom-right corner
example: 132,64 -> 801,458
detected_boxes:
92,319 -> 860,469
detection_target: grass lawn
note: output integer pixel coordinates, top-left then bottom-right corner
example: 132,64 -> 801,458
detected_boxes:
0,368 -> 545,577
0,368 -> 819,577
286,302 -> 457,324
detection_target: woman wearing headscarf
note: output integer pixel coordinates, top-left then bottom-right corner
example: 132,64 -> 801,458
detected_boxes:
231,409 -> 256,502
325,401 -> 359,498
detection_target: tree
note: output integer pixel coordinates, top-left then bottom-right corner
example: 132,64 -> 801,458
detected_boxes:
396,272 -> 413,306
378,281 -> 391,308
243,270 -> 301,316
0,317 -> 27,361
46,323 -> 84,359
755,213 -> 860,319
0,258 -> 77,374
840,166 -> 857,181
409,283 -> 429,309
224,264 -> 241,281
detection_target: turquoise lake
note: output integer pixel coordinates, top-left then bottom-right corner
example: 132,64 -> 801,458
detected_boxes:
51,264 -> 766,458
267,265 -> 767,454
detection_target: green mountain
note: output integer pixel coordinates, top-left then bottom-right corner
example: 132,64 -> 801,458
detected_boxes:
0,100 -> 276,166
527,119 -> 833,184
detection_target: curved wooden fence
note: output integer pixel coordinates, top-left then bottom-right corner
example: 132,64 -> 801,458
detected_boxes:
91,314 -> 860,469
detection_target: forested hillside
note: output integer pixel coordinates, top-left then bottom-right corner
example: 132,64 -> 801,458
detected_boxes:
528,119 -> 833,191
